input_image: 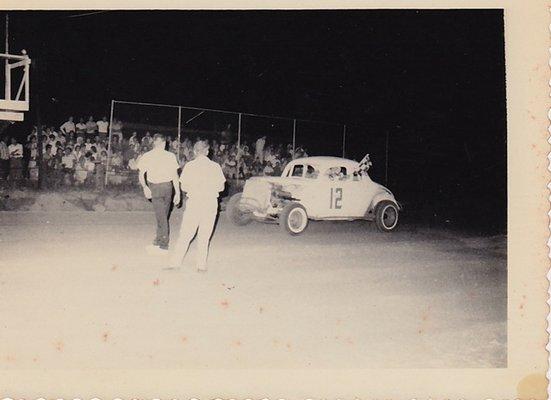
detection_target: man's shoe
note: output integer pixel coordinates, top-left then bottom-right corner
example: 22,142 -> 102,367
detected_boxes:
196,265 -> 208,273
145,244 -> 169,256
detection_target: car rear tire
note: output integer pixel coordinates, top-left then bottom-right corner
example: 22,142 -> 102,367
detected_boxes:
375,200 -> 399,232
226,193 -> 253,226
280,203 -> 308,235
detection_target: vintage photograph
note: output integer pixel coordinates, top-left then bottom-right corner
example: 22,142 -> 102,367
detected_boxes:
0,2 -> 547,397
0,9 -> 507,369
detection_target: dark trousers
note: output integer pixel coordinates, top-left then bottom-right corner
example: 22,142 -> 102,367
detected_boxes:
0,159 -> 9,180
9,158 -> 23,181
149,181 -> 173,249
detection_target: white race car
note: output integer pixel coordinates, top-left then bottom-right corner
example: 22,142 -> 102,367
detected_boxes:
226,155 -> 401,235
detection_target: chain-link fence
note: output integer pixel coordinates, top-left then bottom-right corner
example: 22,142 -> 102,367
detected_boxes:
1,97 -> 394,191
107,100 -> 391,186
106,101 -> 180,185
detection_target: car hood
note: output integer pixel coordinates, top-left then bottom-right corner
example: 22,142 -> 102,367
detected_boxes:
243,176 -> 305,198
247,176 -> 303,190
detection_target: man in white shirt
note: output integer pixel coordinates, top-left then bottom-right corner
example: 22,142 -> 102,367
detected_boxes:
97,116 -> 109,138
46,136 -> 57,157
141,131 -> 152,148
7,137 -> 22,158
168,140 -> 226,272
111,119 -> 123,142
75,118 -> 87,137
61,147 -> 76,170
85,116 -> 98,139
128,131 -> 138,146
255,136 -> 266,163
8,137 -> 24,182
60,116 -> 76,135
0,137 -> 9,180
138,133 -> 181,253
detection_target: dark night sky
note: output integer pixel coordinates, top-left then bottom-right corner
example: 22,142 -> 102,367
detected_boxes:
5,10 -> 507,232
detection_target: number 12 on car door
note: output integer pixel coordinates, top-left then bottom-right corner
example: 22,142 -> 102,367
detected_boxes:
330,187 -> 343,209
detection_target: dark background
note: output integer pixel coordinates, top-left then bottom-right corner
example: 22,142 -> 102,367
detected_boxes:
3,10 -> 507,233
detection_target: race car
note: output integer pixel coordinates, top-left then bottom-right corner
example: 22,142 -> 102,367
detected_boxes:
226,155 -> 401,235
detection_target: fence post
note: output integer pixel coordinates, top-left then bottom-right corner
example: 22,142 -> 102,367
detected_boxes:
237,113 -> 241,149
292,119 -> 296,159
342,124 -> 346,158
35,93 -> 43,190
31,56 -> 43,190
177,106 -> 182,162
237,113 -> 242,184
385,130 -> 389,185
104,99 -> 115,186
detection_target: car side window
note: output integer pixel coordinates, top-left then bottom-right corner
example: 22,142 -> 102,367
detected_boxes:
326,166 -> 348,181
291,164 -> 304,177
305,165 -> 319,179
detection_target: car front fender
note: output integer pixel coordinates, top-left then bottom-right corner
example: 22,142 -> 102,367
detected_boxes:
241,178 -> 276,214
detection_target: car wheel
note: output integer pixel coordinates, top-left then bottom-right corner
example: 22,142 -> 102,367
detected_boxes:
280,203 -> 308,235
375,200 -> 399,232
226,193 -> 253,226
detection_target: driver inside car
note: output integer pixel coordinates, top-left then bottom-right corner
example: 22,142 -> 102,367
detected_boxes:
305,165 -> 319,179
326,166 -> 348,181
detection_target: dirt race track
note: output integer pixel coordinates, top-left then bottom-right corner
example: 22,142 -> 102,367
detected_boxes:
0,210 -> 506,369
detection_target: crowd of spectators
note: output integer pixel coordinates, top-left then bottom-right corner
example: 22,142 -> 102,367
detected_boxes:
0,115 -> 310,190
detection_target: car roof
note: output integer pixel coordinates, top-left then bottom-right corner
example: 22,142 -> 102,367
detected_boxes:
288,156 -> 359,169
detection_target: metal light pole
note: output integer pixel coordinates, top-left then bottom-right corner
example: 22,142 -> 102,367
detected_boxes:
237,113 -> 241,150
292,119 -> 296,159
236,113 -> 242,184
385,130 -> 389,185
35,85 -> 42,190
104,100 -> 115,186
342,124 -> 346,158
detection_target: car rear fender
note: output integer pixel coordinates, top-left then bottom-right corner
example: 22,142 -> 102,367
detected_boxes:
368,190 -> 400,213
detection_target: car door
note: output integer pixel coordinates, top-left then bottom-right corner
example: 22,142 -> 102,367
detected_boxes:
323,166 -> 368,218
286,164 -> 323,217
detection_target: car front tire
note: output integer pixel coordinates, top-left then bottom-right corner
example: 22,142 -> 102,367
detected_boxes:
374,200 -> 399,232
226,193 -> 253,226
280,202 -> 308,235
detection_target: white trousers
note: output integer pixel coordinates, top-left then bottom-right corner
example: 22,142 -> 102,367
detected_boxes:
170,197 -> 218,268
